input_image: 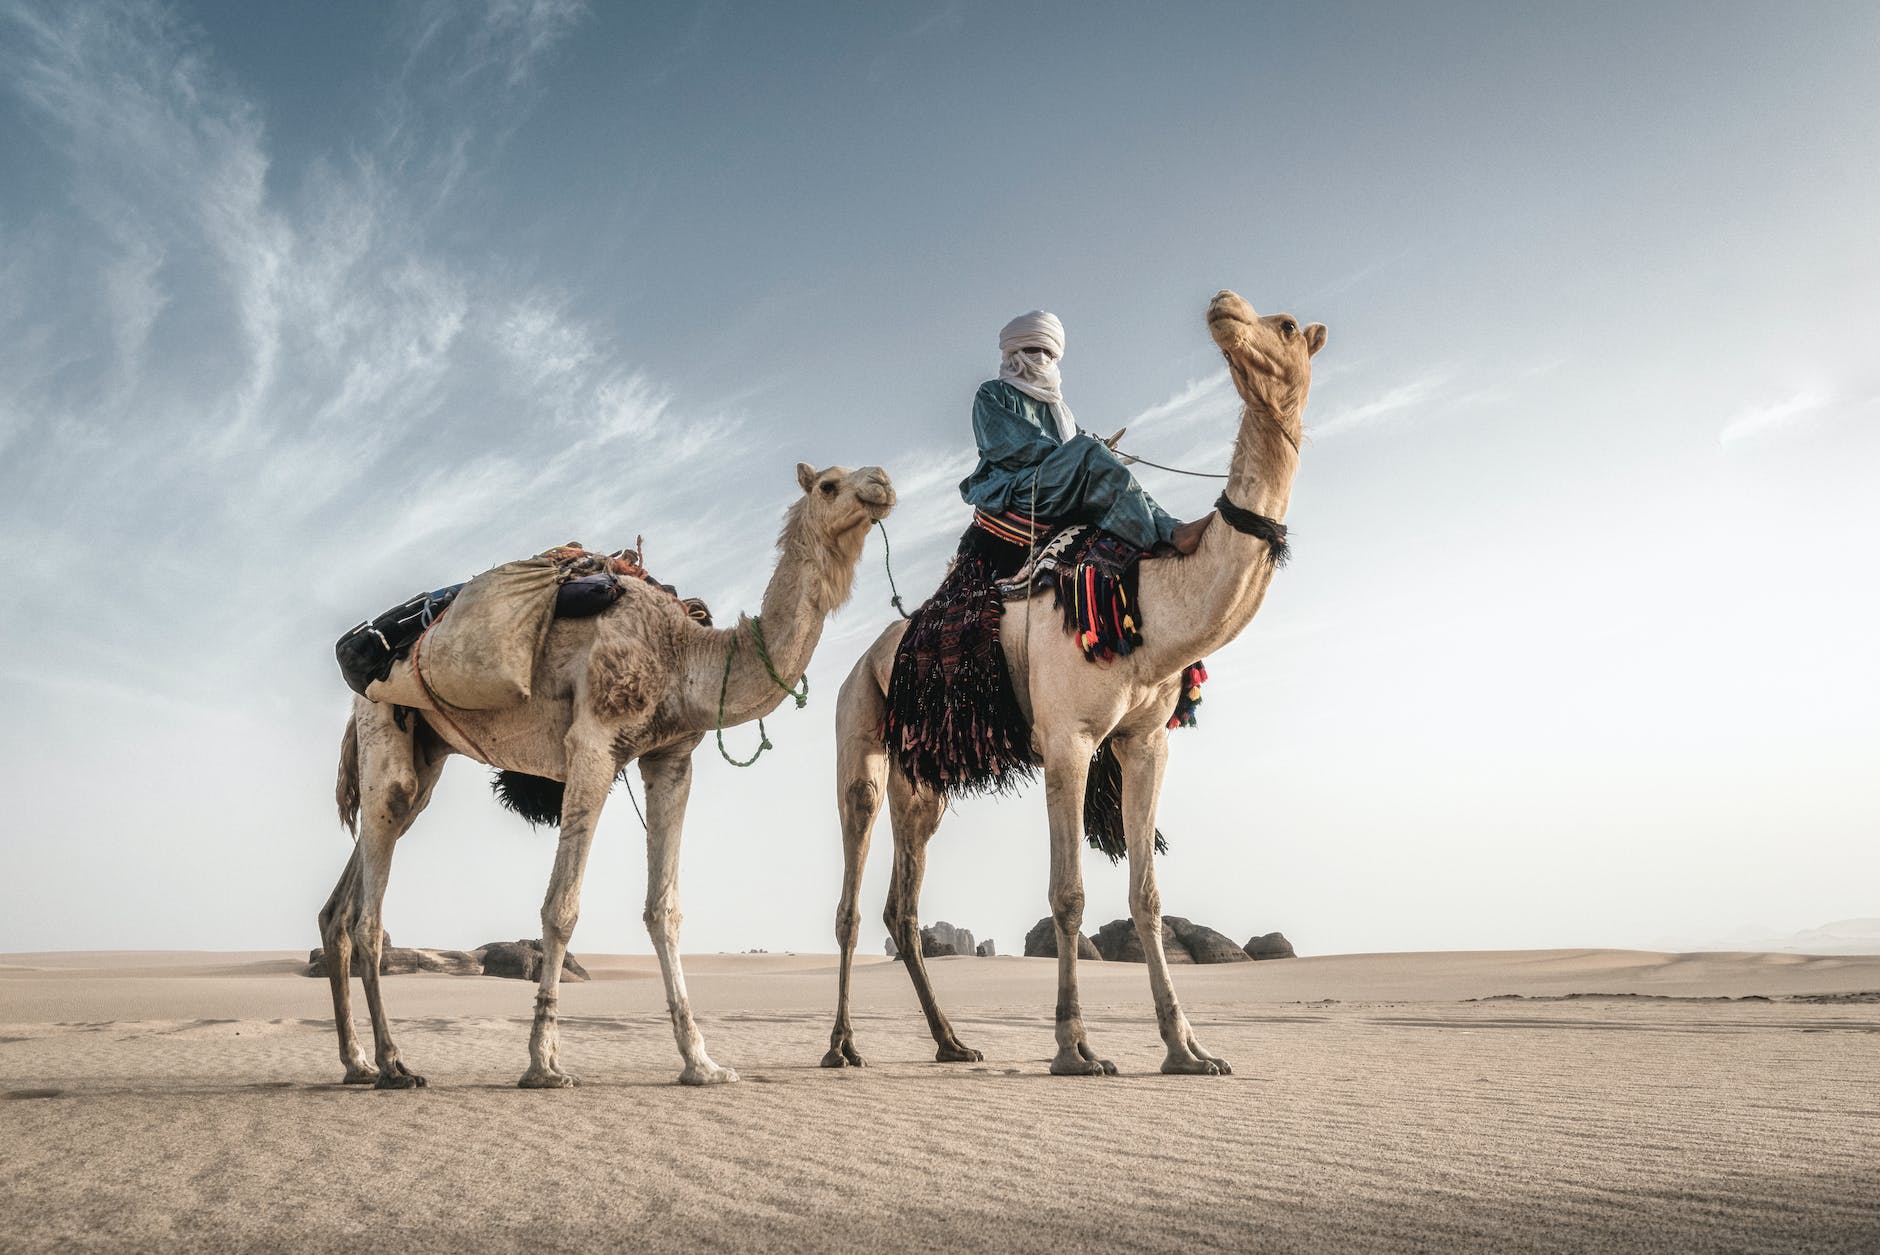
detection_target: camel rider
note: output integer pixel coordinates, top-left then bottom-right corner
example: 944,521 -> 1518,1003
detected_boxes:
958,310 -> 1212,557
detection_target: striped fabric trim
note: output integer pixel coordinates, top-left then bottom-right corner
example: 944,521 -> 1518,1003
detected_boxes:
972,508 -> 1056,547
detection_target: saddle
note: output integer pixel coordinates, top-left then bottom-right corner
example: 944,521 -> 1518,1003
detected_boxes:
335,542 -> 711,706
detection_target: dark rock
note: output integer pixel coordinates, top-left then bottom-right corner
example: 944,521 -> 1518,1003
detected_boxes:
304,943 -> 482,978
976,940 -> 997,958
1243,932 -> 1296,960
473,939 -> 591,982
1166,917 -> 1252,964
1023,917 -> 1101,960
1092,918 -> 1195,964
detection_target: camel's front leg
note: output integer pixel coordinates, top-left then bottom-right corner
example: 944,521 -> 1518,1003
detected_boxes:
1044,732 -> 1114,1076
1118,730 -> 1228,1076
823,729 -> 887,1068
519,742 -> 614,1089
640,747 -> 737,1085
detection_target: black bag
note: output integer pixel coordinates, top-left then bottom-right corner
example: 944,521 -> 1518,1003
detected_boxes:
335,584 -> 464,696
553,573 -> 623,619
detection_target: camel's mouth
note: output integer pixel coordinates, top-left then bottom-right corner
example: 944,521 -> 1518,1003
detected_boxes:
854,467 -> 895,518
1207,289 -> 1255,332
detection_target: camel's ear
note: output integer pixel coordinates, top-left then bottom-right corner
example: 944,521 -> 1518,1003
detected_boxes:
1304,323 -> 1327,356
796,462 -> 817,494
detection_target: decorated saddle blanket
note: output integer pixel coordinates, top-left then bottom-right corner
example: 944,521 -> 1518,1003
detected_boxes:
883,524 -> 1036,798
884,512 -> 1213,848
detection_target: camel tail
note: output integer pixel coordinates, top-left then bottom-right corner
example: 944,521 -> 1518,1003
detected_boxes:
1082,737 -> 1168,862
336,709 -> 361,836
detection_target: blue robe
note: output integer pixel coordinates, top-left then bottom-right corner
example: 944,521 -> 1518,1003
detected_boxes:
957,379 -> 1178,551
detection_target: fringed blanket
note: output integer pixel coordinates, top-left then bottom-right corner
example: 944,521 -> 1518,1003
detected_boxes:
883,527 -> 1037,798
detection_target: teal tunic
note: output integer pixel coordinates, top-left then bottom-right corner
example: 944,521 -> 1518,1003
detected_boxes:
957,379 -> 1178,550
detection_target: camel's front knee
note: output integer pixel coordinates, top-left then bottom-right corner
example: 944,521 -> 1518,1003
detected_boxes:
835,904 -> 862,949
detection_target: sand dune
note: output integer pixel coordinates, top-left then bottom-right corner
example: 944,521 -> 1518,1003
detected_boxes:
2,949 -> 1876,1252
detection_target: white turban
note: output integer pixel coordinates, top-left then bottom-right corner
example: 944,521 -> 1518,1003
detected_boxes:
997,310 -> 1076,442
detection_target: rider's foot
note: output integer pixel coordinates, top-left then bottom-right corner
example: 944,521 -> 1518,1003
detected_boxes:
1170,515 -> 1212,555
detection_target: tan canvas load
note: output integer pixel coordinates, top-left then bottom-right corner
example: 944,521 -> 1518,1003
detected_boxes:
365,557 -> 564,711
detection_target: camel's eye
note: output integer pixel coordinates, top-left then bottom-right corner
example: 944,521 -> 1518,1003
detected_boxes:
820,481 -> 838,496
1280,320 -> 1297,338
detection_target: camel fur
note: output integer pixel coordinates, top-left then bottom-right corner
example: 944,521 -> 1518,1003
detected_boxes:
323,462 -> 894,1089
823,291 -> 1323,1075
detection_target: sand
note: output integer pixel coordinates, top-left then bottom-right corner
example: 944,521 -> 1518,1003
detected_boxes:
2,949 -> 1876,1253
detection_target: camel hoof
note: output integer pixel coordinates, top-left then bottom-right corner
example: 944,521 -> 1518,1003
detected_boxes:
936,1043 -> 983,1063
373,1069 -> 427,1090
1161,1054 -> 1227,1076
820,1042 -> 867,1068
679,1063 -> 740,1086
1050,1050 -> 1116,1077
341,1066 -> 380,1086
517,1068 -> 578,1089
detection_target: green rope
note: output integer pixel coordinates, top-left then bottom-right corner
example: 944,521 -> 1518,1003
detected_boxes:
714,616 -> 805,768
875,519 -> 910,619
749,615 -> 808,708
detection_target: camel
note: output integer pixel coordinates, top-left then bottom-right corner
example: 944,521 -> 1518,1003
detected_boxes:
822,290 -> 1323,1075
322,462 -> 895,1089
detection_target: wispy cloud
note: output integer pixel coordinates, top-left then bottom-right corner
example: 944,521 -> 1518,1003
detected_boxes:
1312,368 -> 1456,439
0,0 -> 757,702
1718,390 -> 1830,445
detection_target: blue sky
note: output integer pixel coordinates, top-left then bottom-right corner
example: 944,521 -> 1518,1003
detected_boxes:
1,0 -> 1875,957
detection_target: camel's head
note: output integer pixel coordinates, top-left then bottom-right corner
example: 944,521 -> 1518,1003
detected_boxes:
782,463 -> 895,611
1207,289 -> 1325,420
793,462 -> 896,538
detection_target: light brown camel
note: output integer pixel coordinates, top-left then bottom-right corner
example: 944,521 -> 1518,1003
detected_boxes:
823,290 -> 1323,1075
322,463 -> 894,1089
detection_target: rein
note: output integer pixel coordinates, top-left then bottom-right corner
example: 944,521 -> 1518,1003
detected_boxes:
874,520 -> 911,619
715,615 -> 806,768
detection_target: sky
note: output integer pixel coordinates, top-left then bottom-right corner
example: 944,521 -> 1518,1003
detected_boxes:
1,0 -> 1875,960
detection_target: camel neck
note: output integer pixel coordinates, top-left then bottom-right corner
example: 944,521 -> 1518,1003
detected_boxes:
1133,395 -> 1303,670
691,518 -> 861,730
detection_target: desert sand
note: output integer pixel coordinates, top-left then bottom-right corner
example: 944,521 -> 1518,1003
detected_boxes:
2,948 -> 1876,1253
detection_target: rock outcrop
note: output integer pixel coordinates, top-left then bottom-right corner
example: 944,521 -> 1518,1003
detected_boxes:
1085,917 -> 1257,964
474,940 -> 591,981
1092,918 -> 1194,964
975,940 -> 997,957
1023,917 -> 1101,960
1167,917 -> 1252,964
1243,932 -> 1296,960
922,921 -> 977,958
888,921 -> 983,959
305,931 -> 482,978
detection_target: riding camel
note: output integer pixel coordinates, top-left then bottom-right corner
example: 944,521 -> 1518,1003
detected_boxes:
823,290 -> 1322,1076
323,463 -> 894,1088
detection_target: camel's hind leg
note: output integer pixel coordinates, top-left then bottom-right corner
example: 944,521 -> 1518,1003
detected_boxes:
348,701 -> 446,1089
1116,727 -> 1227,1076
317,846 -> 375,1083
883,770 -> 983,1063
823,661 -> 890,1068
638,745 -> 738,1085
